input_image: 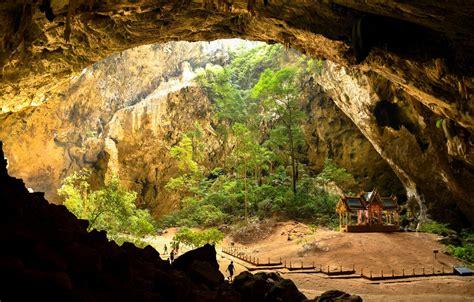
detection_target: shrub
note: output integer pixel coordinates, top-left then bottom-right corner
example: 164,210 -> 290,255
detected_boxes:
446,244 -> 474,264
58,170 -> 155,238
172,227 -> 224,249
418,221 -> 452,236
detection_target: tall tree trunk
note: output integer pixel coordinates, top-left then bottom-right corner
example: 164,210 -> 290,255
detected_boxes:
244,165 -> 248,221
287,104 -> 297,194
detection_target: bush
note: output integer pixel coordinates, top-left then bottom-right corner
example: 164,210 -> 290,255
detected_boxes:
58,170 -> 155,238
418,221 -> 452,236
109,233 -> 150,249
171,227 -> 224,249
446,244 -> 474,264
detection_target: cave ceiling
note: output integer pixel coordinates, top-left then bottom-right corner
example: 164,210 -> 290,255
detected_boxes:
0,1 -> 472,127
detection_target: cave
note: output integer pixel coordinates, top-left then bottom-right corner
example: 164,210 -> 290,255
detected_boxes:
374,100 -> 403,130
0,1 -> 473,301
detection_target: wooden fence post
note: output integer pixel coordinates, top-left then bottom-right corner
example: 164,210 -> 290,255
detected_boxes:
381,270 -> 383,278
392,269 -> 394,277
340,265 -> 342,272
361,268 -> 363,277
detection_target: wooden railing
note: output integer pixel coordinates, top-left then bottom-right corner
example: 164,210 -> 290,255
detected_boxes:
222,246 -> 454,280
360,267 -> 454,280
222,247 -> 282,266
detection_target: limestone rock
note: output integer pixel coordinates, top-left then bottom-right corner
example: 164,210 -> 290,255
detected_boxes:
311,289 -> 363,302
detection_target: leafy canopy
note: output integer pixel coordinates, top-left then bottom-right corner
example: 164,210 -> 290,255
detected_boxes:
58,169 -> 155,237
172,227 -> 224,249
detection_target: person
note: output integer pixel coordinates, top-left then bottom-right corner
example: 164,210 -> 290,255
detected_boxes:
169,250 -> 175,264
164,244 -> 168,254
226,261 -> 235,282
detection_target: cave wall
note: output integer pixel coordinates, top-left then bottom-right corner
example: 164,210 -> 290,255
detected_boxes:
316,62 -> 473,227
301,83 -> 404,197
0,41 -> 229,215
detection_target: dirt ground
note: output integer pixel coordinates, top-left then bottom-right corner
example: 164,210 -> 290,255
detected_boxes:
143,222 -> 474,301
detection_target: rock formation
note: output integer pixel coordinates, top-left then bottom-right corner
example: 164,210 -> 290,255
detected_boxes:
315,62 -> 473,227
0,42 -> 230,214
0,1 -> 472,222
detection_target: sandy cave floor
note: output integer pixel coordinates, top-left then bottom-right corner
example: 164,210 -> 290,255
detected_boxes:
142,222 -> 474,301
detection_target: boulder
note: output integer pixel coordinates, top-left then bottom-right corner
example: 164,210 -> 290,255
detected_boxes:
172,244 -> 224,287
312,289 -> 363,302
172,243 -> 220,272
232,271 -> 306,302
265,279 -> 307,302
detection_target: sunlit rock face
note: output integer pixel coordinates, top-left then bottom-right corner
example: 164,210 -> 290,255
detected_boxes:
0,1 -> 472,224
0,41 -> 235,212
301,84 -> 404,197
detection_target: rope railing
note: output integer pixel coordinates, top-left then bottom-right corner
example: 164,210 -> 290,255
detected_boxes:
222,246 -> 455,280
360,266 -> 454,280
222,246 -> 282,266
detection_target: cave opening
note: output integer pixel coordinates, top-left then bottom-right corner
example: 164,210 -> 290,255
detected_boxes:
1,39 -> 408,239
1,1 -> 473,298
373,100 -> 431,152
1,37 -> 418,283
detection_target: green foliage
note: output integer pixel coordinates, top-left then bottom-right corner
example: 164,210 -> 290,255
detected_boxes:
109,234 -> 150,249
435,118 -> 444,128
446,244 -> 474,264
171,227 -> 224,249
159,168 -> 341,229
160,42 -> 343,229
419,222 -> 473,265
169,133 -> 200,174
418,221 -> 452,236
305,58 -> 324,75
58,170 -> 155,237
252,67 -> 305,194
316,159 -> 356,191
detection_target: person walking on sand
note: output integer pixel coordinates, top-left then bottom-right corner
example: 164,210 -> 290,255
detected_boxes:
169,250 -> 175,264
164,244 -> 168,254
227,261 -> 235,282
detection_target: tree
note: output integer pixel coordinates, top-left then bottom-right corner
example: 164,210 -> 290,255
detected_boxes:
58,170 -> 155,236
171,227 -> 224,249
165,133 -> 206,208
227,123 -> 273,220
316,159 -> 356,192
252,67 -> 305,194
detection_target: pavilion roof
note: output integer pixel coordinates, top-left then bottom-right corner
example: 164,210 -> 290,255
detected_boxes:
338,188 -> 399,212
